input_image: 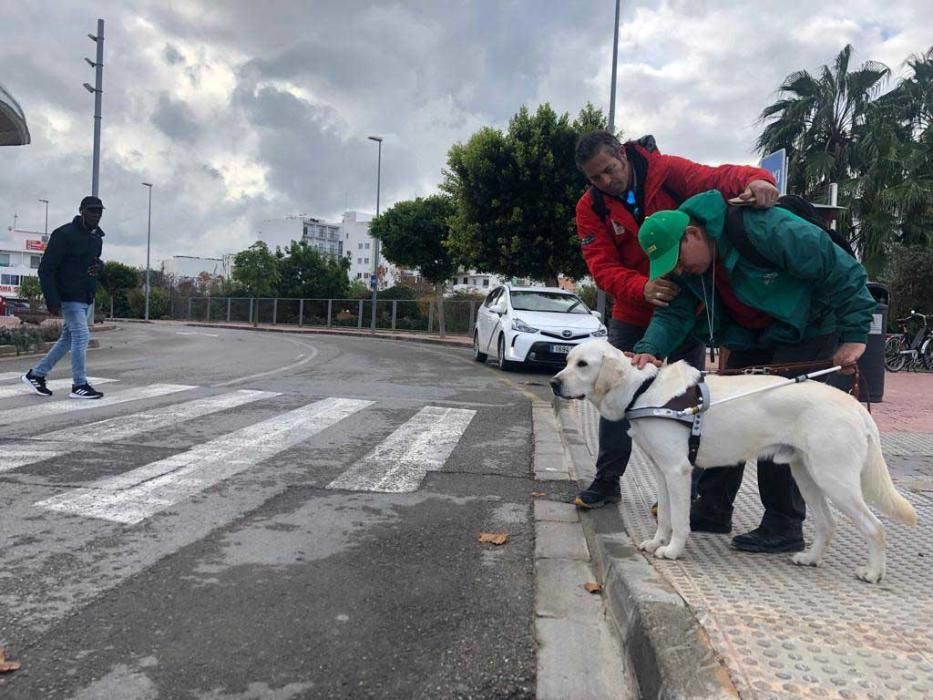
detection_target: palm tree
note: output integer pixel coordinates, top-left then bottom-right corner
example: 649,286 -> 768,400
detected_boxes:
756,45 -> 890,200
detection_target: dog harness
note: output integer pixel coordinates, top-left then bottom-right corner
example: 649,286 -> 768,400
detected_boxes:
624,374 -> 711,466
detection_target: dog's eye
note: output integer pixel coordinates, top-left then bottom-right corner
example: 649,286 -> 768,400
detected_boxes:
577,360 -> 588,368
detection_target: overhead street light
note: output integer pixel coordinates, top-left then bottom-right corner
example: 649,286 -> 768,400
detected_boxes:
85,19 -> 104,196
368,135 -> 383,335
142,182 -> 153,321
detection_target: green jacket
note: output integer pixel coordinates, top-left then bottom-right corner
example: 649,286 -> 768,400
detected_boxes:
633,190 -> 875,358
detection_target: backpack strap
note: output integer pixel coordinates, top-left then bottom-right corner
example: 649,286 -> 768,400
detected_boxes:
589,186 -> 610,221
723,206 -> 775,269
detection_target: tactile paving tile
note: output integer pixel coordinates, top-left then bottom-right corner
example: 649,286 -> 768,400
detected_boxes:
570,400 -> 933,698
882,432 -> 933,457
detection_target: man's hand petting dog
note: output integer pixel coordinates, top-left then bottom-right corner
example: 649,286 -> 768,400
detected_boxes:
629,352 -> 662,368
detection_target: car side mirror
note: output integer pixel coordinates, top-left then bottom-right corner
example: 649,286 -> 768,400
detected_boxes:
590,310 -> 602,319
490,303 -> 506,315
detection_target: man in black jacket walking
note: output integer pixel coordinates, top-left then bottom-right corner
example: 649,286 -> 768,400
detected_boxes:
22,196 -> 107,399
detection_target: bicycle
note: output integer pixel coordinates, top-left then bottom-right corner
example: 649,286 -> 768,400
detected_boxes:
884,310 -> 933,372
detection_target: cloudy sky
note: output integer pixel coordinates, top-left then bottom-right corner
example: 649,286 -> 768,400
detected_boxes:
1,0 -> 929,267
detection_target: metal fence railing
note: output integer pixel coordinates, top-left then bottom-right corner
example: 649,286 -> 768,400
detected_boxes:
140,297 -> 479,337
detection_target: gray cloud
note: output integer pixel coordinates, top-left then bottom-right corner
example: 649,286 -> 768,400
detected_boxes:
0,0 -> 930,269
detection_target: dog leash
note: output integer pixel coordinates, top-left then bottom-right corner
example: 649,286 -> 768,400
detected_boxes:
680,365 -> 843,416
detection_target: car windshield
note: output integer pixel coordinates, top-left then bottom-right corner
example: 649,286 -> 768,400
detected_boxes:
509,291 -> 589,314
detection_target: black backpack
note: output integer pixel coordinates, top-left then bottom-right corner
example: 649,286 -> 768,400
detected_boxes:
725,194 -> 857,268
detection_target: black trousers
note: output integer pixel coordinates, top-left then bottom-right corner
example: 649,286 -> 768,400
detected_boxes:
694,333 -> 852,535
593,320 -> 706,484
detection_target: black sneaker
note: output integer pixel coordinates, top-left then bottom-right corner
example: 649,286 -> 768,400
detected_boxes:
731,527 -> 805,553
22,370 -> 52,397
574,478 -> 621,509
70,383 -> 104,400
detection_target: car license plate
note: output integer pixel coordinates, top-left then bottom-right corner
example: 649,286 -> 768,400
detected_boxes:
550,344 -> 571,354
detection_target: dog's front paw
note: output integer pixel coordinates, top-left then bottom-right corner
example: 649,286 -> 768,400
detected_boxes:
654,544 -> 683,560
639,538 -> 663,553
791,551 -> 822,567
855,566 -> 885,584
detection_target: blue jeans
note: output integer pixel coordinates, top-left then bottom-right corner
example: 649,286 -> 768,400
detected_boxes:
32,301 -> 90,385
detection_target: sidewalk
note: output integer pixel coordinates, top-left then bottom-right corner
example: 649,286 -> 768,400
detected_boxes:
556,370 -> 933,699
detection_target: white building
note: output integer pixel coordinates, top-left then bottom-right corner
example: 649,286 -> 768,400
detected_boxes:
160,255 -> 229,288
0,227 -> 44,298
448,269 -> 509,295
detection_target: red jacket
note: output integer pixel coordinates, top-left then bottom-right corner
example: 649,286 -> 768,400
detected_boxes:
576,142 -> 776,327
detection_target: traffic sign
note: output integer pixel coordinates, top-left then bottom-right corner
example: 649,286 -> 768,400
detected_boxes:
369,273 -> 377,291
760,149 -> 787,195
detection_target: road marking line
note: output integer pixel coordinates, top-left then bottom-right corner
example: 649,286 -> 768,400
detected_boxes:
327,405 -> 476,493
0,390 -> 279,473
0,384 -> 196,426
0,377 -> 117,400
35,397 -> 373,524
0,372 -> 26,382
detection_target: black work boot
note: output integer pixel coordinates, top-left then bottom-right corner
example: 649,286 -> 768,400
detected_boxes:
574,478 -> 621,509
732,527 -> 805,553
689,497 -> 733,533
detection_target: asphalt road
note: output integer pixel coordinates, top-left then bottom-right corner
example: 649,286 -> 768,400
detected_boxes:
0,323 -> 573,699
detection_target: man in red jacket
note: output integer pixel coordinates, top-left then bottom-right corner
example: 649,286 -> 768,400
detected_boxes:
572,130 -> 779,513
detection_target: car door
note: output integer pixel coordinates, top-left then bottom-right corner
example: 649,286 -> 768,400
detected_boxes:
477,288 -> 503,352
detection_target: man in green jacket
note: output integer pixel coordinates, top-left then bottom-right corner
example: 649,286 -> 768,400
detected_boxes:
631,189 -> 874,554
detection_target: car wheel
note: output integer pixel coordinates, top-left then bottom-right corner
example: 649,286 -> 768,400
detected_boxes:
497,334 -> 517,371
473,331 -> 488,363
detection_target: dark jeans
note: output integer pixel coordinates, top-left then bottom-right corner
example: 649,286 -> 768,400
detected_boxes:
593,320 -> 706,487
693,333 -> 852,536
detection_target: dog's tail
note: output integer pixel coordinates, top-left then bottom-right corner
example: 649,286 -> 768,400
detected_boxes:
861,414 -> 917,526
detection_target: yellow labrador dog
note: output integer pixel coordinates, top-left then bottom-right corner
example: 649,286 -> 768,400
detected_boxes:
550,339 -> 917,583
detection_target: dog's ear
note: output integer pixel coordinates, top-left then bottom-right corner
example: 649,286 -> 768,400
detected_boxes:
592,352 -> 626,403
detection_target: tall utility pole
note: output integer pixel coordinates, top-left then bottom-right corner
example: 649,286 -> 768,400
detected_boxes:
142,182 -> 153,321
368,135 -> 383,335
38,199 -> 49,236
84,19 -> 104,196
597,0 -> 621,322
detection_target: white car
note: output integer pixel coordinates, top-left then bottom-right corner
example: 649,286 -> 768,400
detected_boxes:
472,286 -> 607,370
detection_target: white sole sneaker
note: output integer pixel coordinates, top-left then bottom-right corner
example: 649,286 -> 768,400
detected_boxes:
22,374 -> 53,397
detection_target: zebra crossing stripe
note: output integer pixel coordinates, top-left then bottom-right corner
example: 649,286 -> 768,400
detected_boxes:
327,406 -> 476,493
35,397 -> 373,524
0,384 -> 196,426
0,376 -> 117,400
0,372 -> 25,382
0,390 -> 279,473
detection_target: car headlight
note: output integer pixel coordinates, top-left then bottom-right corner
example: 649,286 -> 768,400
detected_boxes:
511,317 -> 539,333
591,327 -> 608,337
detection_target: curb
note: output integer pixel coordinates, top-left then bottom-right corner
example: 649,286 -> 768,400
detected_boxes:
0,338 -> 101,361
180,321 -> 474,349
553,398 -> 739,700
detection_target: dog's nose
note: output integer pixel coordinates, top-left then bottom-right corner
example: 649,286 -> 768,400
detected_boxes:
549,377 -> 561,395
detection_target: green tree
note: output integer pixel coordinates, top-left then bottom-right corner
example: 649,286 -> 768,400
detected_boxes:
276,240 -> 350,299
443,103 -> 603,285
233,241 -> 281,325
100,261 -> 140,317
18,275 -> 42,310
756,44 -> 890,199
370,194 -> 457,336
882,245 -> 933,324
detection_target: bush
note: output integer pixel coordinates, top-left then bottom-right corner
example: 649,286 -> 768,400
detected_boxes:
0,326 -> 46,354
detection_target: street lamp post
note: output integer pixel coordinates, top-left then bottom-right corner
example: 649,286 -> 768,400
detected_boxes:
38,199 -> 49,236
142,182 -> 153,321
596,0 -> 621,322
83,19 -> 105,196
368,135 -> 382,335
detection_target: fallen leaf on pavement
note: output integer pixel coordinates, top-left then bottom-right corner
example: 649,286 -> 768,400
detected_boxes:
584,582 -> 603,593
0,648 -> 21,673
531,492 -> 546,497
478,532 -> 508,545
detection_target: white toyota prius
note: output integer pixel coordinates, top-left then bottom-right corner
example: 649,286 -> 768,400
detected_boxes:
472,286 -> 608,370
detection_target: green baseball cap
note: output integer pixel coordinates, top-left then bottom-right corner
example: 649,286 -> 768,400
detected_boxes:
638,210 -> 689,280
